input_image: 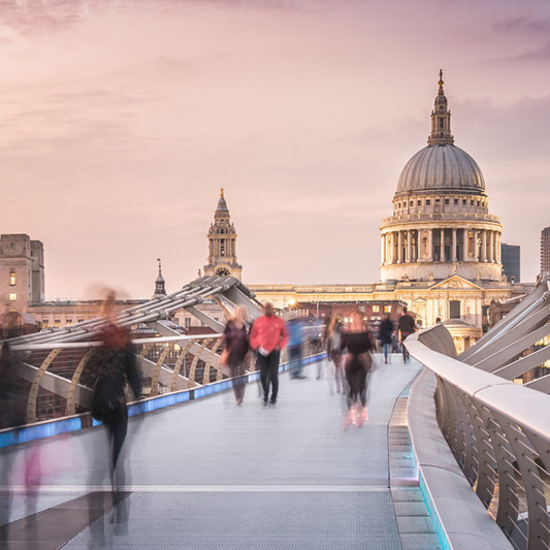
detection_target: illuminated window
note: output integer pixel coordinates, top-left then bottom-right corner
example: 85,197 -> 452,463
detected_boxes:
9,270 -> 15,286
9,293 -> 16,301
54,319 -> 61,328
42,320 -> 49,328
372,305 -> 380,313
384,306 -> 392,313
66,319 -> 72,326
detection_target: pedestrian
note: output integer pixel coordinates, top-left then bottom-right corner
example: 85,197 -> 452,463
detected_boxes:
397,306 -> 416,363
326,315 -> 344,393
91,291 -> 142,489
0,341 -> 26,532
378,313 -> 394,364
249,302 -> 289,406
341,311 -> 375,429
287,314 -> 305,379
220,306 -> 250,405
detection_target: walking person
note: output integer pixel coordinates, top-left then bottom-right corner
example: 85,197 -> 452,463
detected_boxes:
326,315 -> 344,393
287,314 -> 305,379
378,313 -> 394,364
249,302 -> 289,406
91,291 -> 142,489
397,306 -> 416,363
341,311 -> 375,430
221,306 -> 250,405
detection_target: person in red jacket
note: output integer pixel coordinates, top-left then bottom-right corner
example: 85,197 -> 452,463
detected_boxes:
249,302 -> 289,406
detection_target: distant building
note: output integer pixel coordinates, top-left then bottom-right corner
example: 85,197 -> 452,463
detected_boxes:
0,234 -> 44,314
501,243 -> 520,283
541,227 -> 550,273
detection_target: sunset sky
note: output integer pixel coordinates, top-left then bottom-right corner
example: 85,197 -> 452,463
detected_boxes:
0,0 -> 549,299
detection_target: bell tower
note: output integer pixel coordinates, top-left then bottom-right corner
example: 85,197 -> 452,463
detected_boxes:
203,188 -> 242,279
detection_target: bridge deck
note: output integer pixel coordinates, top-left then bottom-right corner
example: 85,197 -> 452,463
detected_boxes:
2,356 -> 441,549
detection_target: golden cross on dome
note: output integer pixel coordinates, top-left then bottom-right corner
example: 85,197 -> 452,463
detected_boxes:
438,69 -> 445,95
220,187 -> 224,199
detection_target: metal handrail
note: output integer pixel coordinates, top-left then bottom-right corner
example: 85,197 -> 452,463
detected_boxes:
407,325 -> 550,550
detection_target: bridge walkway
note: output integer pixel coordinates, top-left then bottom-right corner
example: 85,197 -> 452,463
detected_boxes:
2,355 -> 441,549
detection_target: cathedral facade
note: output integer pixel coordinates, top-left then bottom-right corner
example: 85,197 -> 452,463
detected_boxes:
249,73 -> 529,353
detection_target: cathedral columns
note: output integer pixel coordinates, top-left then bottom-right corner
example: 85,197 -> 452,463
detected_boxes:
407,231 -> 412,262
428,229 -> 434,261
440,228 -> 445,261
398,232 -> 403,263
473,230 -> 479,261
489,231 -> 494,262
481,230 -> 487,262
452,228 -> 457,262
463,230 -> 468,261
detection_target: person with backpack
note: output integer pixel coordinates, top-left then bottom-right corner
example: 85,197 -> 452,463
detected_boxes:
91,291 -> 142,488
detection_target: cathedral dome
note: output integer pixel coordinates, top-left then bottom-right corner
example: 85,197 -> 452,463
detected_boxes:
396,144 -> 486,196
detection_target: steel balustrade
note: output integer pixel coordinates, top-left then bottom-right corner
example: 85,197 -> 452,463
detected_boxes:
406,273 -> 550,550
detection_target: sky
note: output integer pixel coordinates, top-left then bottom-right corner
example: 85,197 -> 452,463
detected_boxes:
0,0 -> 549,299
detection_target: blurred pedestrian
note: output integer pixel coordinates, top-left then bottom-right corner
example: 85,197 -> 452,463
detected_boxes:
326,315 -> 344,393
91,291 -> 142,489
0,341 -> 26,532
397,306 -> 416,363
249,302 -> 289,406
341,311 -> 375,430
220,306 -> 250,405
378,313 -> 394,364
287,315 -> 305,379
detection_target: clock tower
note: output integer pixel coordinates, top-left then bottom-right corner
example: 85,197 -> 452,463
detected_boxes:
203,188 -> 242,279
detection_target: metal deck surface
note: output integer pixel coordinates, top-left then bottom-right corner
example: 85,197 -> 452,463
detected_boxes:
3,355 -> 430,549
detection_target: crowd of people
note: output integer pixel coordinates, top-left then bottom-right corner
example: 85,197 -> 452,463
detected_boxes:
220,301 -> 417,430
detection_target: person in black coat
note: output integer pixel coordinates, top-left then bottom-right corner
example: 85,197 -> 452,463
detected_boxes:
378,314 -> 394,364
91,292 -> 142,488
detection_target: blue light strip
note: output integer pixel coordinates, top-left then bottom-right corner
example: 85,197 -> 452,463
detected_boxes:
418,469 -> 451,550
0,353 -> 327,449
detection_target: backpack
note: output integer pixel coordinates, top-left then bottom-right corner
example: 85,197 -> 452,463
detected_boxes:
91,350 -> 125,422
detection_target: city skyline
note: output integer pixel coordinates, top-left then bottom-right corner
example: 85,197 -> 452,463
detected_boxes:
0,0 -> 549,299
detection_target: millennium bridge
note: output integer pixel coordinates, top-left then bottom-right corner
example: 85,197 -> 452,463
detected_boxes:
1,274 -> 550,549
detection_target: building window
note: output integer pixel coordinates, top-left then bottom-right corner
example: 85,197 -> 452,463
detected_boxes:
463,199 -> 467,205
9,293 -> 16,301
54,319 -> 61,328
445,199 -> 449,205
450,301 -> 461,319
185,318 -> 191,329
426,200 -> 431,206
9,270 -> 15,286
66,319 -> 72,326
384,305 -> 391,313
78,319 -> 84,323
470,200 -> 474,205
42,320 -> 49,328
372,305 -> 380,313
454,199 -> 458,205
417,200 -> 421,206
409,201 -> 413,206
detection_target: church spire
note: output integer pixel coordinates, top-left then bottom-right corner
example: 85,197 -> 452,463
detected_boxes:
153,257 -> 166,298
428,69 -> 454,146
204,189 -> 242,279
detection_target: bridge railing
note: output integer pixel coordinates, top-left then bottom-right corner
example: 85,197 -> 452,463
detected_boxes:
407,323 -> 550,550
4,332 -> 325,432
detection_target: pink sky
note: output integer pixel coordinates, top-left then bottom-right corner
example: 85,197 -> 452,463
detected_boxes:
0,0 -> 549,299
